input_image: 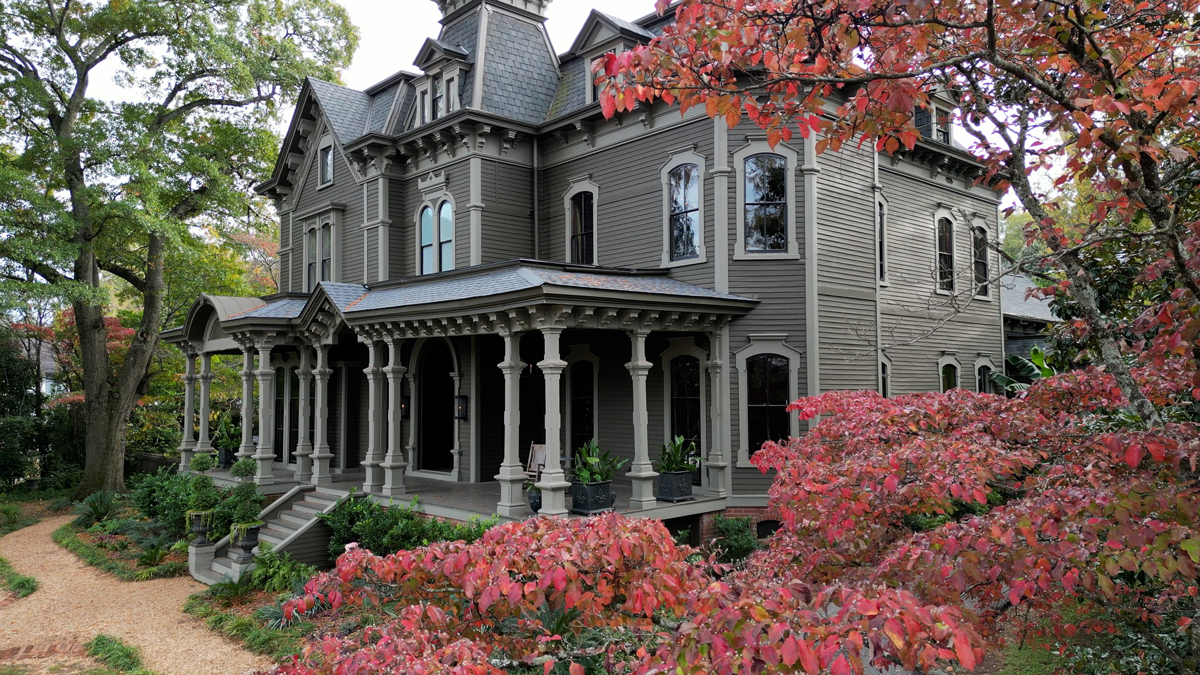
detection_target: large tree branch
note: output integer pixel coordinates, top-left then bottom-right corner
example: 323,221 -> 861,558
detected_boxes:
97,261 -> 147,293
148,93 -> 276,134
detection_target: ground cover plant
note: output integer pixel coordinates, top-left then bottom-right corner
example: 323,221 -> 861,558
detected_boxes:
85,635 -> 160,675
0,556 -> 36,597
0,502 -> 38,537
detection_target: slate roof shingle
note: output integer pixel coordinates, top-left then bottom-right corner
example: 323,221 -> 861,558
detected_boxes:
594,10 -> 654,40
233,298 -> 309,320
365,84 -> 400,135
1000,274 -> 1058,323
307,78 -> 372,145
318,281 -> 370,312
479,13 -> 560,125
546,56 -> 588,121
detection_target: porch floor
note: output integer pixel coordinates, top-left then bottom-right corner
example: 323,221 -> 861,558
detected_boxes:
206,469 -> 726,522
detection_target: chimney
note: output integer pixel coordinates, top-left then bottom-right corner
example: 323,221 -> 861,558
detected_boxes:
434,0 -> 551,18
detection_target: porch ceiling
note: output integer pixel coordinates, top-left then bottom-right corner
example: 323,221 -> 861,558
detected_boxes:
341,260 -> 757,336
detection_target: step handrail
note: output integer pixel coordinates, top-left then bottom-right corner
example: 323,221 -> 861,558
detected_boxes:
272,490 -> 365,564
207,483 -> 315,559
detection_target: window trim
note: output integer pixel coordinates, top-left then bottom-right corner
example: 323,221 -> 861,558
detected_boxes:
301,208 -> 341,290
934,207 -> 957,295
318,143 -> 334,188
877,196 -> 890,286
563,178 -> 600,265
971,220 -> 991,299
733,141 -> 800,260
660,337 -> 708,490
935,107 -> 951,144
585,47 -> 620,106
660,149 -> 708,268
415,194 -> 455,276
565,345 -> 600,459
974,354 -> 998,394
735,334 -> 802,467
879,351 -> 894,397
938,352 -> 962,392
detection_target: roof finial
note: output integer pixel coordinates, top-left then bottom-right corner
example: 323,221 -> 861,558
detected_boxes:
434,0 -> 551,18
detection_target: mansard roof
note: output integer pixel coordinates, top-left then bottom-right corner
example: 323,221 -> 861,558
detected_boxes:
477,10 -> 560,124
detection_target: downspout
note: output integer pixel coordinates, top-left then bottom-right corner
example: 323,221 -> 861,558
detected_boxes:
533,135 -> 540,259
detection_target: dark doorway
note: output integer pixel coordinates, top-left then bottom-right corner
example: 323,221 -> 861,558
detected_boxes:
419,340 -> 456,472
478,335 -> 504,481
670,355 -> 704,485
518,332 -> 546,466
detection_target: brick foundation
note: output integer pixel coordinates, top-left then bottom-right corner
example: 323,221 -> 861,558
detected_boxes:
698,506 -> 779,542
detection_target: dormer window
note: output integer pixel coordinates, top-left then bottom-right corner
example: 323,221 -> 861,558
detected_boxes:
420,90 -> 428,125
318,146 -> 333,186
445,77 -> 455,113
431,75 -> 444,122
935,107 -> 951,144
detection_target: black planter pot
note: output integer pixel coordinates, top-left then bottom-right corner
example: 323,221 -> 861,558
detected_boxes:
218,447 -> 235,469
231,525 -> 261,564
655,470 -> 695,502
190,513 -> 210,545
569,480 -> 614,515
527,490 -> 542,514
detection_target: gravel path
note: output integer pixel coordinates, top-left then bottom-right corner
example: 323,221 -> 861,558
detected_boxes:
0,516 -> 273,675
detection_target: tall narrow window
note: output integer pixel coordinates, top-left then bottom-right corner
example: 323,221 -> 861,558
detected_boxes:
937,217 -> 954,292
972,226 -> 989,297
935,108 -> 951,144
438,201 -> 454,272
669,164 -> 700,262
320,224 -> 332,282
446,77 -> 455,112
880,362 -> 890,397
747,353 -> 790,455
915,108 -> 932,138
570,191 -> 595,265
306,229 -> 317,291
420,206 -> 435,275
569,361 -> 595,453
319,146 -> 333,186
977,365 -> 993,394
420,90 -> 428,125
877,201 -> 887,282
744,154 -> 788,253
942,363 -> 959,392
670,356 -> 703,484
431,75 -> 444,121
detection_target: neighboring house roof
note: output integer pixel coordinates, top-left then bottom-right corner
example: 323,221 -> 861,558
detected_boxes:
344,263 -> 754,314
1000,274 -> 1058,323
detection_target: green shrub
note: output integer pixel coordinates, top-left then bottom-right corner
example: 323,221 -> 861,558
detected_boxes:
206,574 -> 259,607
129,468 -> 191,535
0,503 -> 21,526
188,453 -> 216,472
710,515 -> 762,566
249,544 -> 317,593
0,556 -> 37,597
229,457 -> 256,479
319,496 -> 496,559
52,524 -> 187,582
73,490 -> 120,527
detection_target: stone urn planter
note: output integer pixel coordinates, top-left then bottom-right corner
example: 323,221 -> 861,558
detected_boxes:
570,480 -> 614,515
527,489 -> 542,515
189,511 -> 211,545
655,470 -> 695,502
230,523 -> 262,564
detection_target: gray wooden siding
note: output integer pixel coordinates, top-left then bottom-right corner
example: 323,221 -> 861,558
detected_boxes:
290,136 -> 366,285
481,159 -> 536,263
279,518 -> 335,568
389,176 -> 410,280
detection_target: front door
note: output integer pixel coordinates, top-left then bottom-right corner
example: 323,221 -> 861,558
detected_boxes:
670,355 -> 704,485
419,340 -> 455,472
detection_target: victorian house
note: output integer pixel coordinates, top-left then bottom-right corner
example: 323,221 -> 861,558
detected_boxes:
164,0 -> 1005,582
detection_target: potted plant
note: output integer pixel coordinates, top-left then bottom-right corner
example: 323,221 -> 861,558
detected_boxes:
186,467 -> 220,544
229,457 -> 256,483
228,484 -> 264,564
569,440 -> 627,515
213,410 -> 240,468
655,435 -> 699,502
525,481 -> 542,515
189,451 -> 215,474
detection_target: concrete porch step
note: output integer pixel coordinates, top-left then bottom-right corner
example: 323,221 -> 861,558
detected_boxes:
278,511 -> 312,527
291,502 -> 325,516
305,491 -> 339,506
210,556 -> 233,579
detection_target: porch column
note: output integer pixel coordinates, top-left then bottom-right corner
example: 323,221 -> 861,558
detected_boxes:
195,354 -> 214,456
253,341 -> 276,485
311,344 -> 334,485
626,329 -> 658,510
178,350 -> 197,471
381,337 -> 408,497
495,330 -> 525,517
706,329 -> 729,498
238,344 -> 256,460
362,339 -> 385,493
293,347 -> 313,483
535,327 -> 570,516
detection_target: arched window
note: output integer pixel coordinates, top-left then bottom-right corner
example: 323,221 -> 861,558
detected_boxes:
972,226 -> 989,297
744,154 -> 788,253
670,355 -> 703,483
877,201 -> 888,283
941,363 -> 959,392
419,206 -> 435,275
669,164 -> 700,262
977,365 -> 993,394
880,361 -> 890,398
306,229 -> 317,291
320,223 -> 332,282
569,360 -> 595,454
438,201 -> 455,272
747,353 -> 790,454
936,217 -> 954,292
570,191 -> 595,264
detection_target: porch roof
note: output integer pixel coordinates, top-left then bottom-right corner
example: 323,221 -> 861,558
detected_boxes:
340,260 -> 757,322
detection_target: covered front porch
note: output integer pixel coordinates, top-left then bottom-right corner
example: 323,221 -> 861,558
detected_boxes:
166,261 -> 756,520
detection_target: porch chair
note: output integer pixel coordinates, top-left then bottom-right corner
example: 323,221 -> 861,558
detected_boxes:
525,443 -> 546,482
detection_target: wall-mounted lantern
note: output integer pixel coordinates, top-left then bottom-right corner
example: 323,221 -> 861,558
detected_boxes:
401,395 -> 411,419
454,395 -> 469,420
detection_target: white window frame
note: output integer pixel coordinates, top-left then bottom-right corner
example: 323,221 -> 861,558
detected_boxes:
734,334 -> 802,467
879,351 -> 894,397
563,177 -> 600,265
565,345 -> 600,459
970,217 -> 991,299
974,354 -> 998,393
660,337 -> 708,489
934,206 -> 957,295
938,351 -> 962,392
415,193 -> 455,275
660,149 -> 708,268
318,141 -> 334,188
733,141 -> 800,260
877,195 -> 890,286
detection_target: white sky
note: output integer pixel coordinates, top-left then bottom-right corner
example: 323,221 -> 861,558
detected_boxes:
337,0 -> 656,90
